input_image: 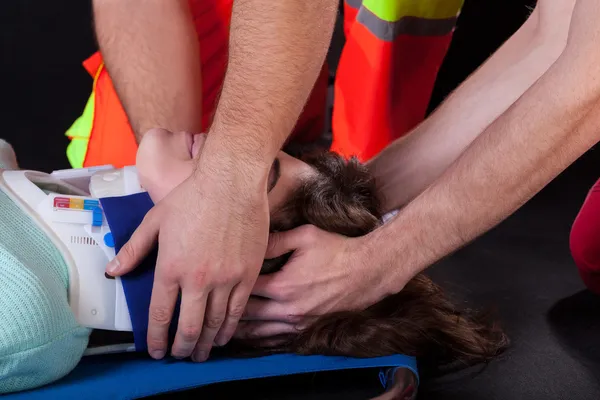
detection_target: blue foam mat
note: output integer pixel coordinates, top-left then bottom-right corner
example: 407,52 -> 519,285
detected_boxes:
6,353 -> 418,399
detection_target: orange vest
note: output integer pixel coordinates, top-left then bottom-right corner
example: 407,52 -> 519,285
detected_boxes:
66,0 -> 327,169
66,0 -> 462,168
330,0 -> 463,162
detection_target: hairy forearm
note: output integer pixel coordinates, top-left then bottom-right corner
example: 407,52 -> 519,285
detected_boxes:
369,2 -> 576,212
202,0 -> 338,171
93,0 -> 202,141
371,0 -> 600,289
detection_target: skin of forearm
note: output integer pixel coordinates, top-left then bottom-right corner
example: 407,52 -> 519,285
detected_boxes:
202,0 -> 339,172
368,1 -> 576,213
369,0 -> 600,291
92,0 -> 203,141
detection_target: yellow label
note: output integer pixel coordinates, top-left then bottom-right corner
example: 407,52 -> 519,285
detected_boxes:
70,198 -> 84,210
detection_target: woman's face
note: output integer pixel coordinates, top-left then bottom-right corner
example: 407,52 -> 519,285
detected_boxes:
136,129 -> 315,211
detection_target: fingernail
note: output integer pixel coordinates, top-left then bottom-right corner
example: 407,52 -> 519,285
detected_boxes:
192,351 -> 207,362
150,349 -> 165,359
214,336 -> 229,347
106,258 -> 120,274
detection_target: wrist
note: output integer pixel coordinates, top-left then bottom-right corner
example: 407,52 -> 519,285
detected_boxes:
212,118 -> 282,158
190,129 -> 275,193
363,221 -> 424,294
201,123 -> 279,167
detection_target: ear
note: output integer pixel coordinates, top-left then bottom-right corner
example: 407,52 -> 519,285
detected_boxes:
0,139 -> 19,170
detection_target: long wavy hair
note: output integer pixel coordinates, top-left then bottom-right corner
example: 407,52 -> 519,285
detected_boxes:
231,152 -> 509,367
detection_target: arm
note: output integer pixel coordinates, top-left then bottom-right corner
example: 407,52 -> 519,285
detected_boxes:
236,0 -> 597,339
368,1 -> 576,212
189,0 -> 338,348
372,0 -> 600,290
199,0 -> 338,170
92,0 -> 203,140
108,0 -> 339,363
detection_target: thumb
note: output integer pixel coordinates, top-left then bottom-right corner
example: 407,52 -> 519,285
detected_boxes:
265,224 -> 318,259
106,209 -> 160,276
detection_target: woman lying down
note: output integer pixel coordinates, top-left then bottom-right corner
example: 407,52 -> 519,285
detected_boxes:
0,132 -> 508,394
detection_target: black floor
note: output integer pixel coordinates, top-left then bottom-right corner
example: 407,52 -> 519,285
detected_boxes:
3,0 -> 600,399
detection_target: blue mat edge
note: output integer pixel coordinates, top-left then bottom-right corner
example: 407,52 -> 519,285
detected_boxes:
7,353 -> 418,399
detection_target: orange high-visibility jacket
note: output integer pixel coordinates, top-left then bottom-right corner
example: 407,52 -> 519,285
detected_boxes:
331,0 -> 463,161
66,0 -> 462,168
66,0 -> 328,169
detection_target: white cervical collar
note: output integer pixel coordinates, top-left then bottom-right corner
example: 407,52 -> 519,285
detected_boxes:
0,165 -> 144,332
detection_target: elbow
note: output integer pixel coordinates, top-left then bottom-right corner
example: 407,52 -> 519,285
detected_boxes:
535,0 -> 577,41
528,1 -> 575,64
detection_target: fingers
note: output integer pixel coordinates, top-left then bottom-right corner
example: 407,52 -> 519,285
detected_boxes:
265,225 -> 318,259
190,288 -> 231,362
241,296 -> 301,323
213,283 -> 252,346
170,289 -> 208,359
107,210 -> 159,277
234,321 -> 300,340
146,267 -> 180,359
250,273 -> 287,299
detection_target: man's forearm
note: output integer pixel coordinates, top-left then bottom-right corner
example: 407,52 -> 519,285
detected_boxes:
201,0 -> 338,173
368,1 -> 576,212
371,0 -> 600,290
93,0 -> 203,141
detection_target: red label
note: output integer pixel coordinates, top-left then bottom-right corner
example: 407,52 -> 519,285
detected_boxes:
54,197 -> 71,209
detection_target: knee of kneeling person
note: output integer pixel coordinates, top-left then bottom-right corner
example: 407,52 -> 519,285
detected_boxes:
0,259 -> 91,394
570,200 -> 600,295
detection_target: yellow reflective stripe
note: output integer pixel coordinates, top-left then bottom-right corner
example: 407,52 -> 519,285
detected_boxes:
65,92 -> 94,168
65,64 -> 104,168
66,138 -> 88,169
66,92 -> 95,140
361,0 -> 464,22
359,10 -> 458,41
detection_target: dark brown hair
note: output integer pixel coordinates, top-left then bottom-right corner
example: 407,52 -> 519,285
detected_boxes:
234,152 -> 508,367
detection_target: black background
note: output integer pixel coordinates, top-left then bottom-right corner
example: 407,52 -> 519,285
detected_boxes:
2,0 -> 600,398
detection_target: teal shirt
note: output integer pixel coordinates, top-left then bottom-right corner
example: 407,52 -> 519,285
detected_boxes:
0,186 -> 91,394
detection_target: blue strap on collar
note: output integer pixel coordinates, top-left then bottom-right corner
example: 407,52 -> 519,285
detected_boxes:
99,192 -> 177,352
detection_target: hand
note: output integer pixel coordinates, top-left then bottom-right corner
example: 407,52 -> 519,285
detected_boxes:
234,225 -> 406,340
0,139 -> 19,170
107,155 -> 270,362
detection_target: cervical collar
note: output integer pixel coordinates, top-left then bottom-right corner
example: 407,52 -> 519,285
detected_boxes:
0,165 -> 143,333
